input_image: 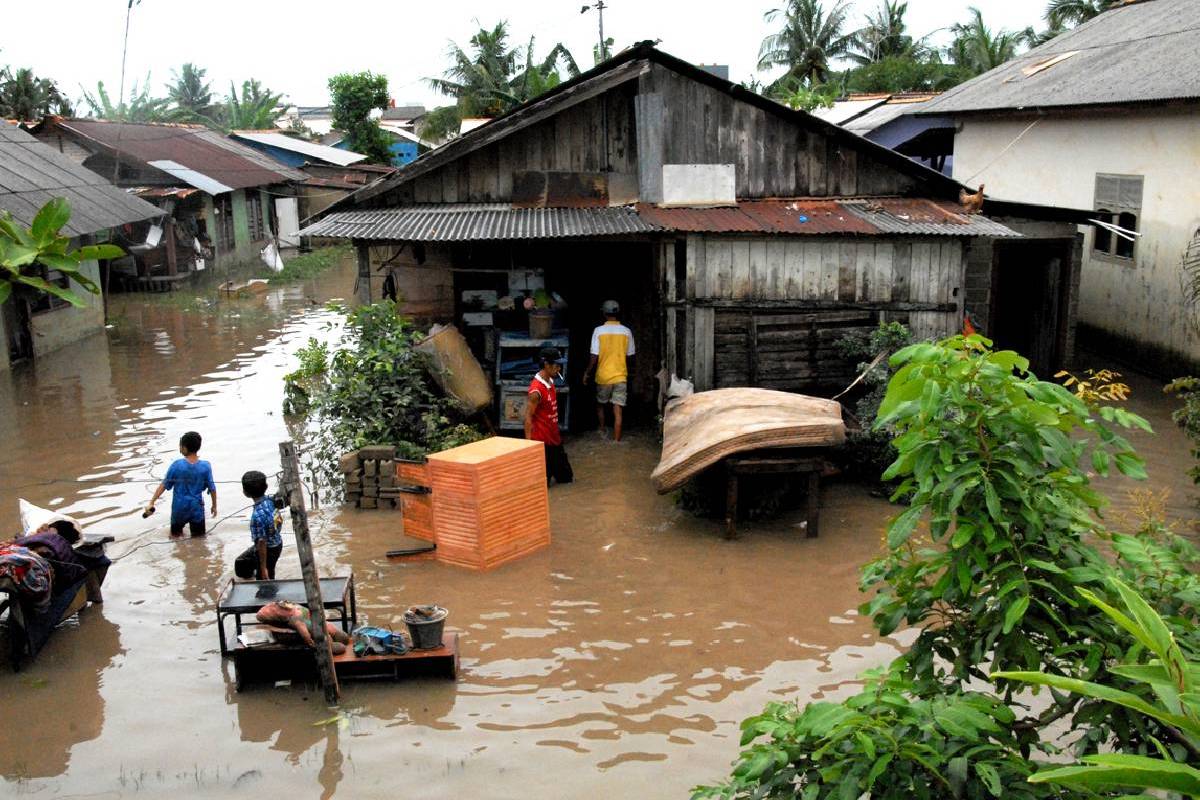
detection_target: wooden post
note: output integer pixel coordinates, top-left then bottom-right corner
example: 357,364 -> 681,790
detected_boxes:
279,440 -> 340,704
165,219 -> 178,276
355,241 -> 371,305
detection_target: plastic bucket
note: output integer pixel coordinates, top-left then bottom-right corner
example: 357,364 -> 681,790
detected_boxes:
404,605 -> 448,650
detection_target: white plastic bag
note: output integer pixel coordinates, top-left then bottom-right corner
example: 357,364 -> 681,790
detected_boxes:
18,498 -> 83,538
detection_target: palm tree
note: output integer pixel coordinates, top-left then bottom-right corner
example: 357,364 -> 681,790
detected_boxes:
498,38 -> 580,108
1046,0 -> 1113,29
80,74 -> 170,122
947,7 -> 1026,76
849,0 -> 918,65
758,0 -> 855,87
223,80 -> 284,131
166,63 -> 216,121
0,68 -> 71,120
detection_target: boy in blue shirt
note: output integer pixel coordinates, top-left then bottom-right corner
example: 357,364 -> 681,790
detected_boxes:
145,431 -> 216,537
234,470 -> 284,580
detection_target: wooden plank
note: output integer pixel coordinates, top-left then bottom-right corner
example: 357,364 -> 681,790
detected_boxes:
694,307 -> 715,390
819,241 -> 839,300
717,92 -> 735,168
748,109 -> 766,197
855,241 -> 873,302
441,162 -> 458,203
801,240 -> 822,299
496,139 -> 515,199
731,239 -> 753,299
807,131 -> 826,196
665,307 -> 677,376
684,305 -> 696,378
687,234 -> 704,301
872,242 -> 894,303
709,238 -> 733,299
635,90 -> 664,203
771,118 -> 793,197
910,241 -> 932,303
747,239 -> 767,300
892,241 -> 912,302
766,239 -> 787,300
838,241 -> 857,301
784,240 -> 803,300
734,101 -> 751,198
792,128 -> 809,196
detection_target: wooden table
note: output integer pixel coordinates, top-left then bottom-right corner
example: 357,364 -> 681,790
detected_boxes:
216,576 -> 356,655
232,632 -> 459,691
724,450 -> 824,540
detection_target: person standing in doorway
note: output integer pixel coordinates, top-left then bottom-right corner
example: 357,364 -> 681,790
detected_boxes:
583,300 -> 635,442
525,347 -> 574,485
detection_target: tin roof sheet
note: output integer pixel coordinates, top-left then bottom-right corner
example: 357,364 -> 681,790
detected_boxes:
299,204 -> 661,241
0,124 -> 161,236
231,131 -> 367,166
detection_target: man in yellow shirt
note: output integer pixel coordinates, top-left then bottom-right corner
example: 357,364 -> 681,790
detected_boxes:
583,300 -> 635,442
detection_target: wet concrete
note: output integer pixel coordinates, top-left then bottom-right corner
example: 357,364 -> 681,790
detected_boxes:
0,262 -> 1193,798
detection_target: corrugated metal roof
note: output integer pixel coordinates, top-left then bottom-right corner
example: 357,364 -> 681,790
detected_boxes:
0,124 -> 161,236
301,199 -> 1018,241
47,118 -> 303,191
231,131 -> 367,166
922,0 -> 1200,113
147,159 -> 233,195
638,199 -> 1019,237
812,97 -> 889,125
129,186 -> 199,199
844,98 -> 938,135
299,204 -> 661,241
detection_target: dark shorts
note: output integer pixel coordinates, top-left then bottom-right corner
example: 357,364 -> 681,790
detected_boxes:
235,544 -> 283,580
544,443 -> 574,485
170,518 -> 206,537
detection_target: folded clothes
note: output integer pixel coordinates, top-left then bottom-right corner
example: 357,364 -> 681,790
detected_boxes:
19,532 -> 87,587
0,543 -> 53,612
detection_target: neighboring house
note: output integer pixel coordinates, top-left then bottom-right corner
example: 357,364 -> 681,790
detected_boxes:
919,0 -> 1200,374
230,130 -> 366,168
277,105 -> 335,135
279,103 -> 432,166
303,43 -> 1089,422
0,124 -> 161,369
295,162 -> 395,224
815,93 -> 955,175
28,117 -> 304,269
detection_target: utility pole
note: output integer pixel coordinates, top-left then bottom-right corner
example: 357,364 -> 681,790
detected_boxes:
581,1 -> 609,62
119,0 -> 139,117
280,440 -> 341,705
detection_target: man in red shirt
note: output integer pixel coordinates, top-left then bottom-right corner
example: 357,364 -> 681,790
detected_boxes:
525,347 -> 574,485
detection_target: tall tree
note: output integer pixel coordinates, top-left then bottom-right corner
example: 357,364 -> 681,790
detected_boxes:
166,63 -> 216,122
80,74 -> 170,122
0,67 -> 72,120
759,0 -> 855,87
849,0 -> 918,65
947,7 -> 1026,76
1046,0 -> 1113,28
327,71 -> 393,164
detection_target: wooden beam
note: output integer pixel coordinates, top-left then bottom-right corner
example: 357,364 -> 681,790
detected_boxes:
668,299 -> 958,312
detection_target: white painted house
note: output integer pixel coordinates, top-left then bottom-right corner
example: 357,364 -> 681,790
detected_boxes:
920,0 -> 1200,373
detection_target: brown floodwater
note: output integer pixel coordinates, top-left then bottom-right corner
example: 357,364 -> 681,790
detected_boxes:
0,260 -> 1194,798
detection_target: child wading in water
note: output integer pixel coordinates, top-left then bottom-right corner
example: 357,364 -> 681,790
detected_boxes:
146,431 -> 217,537
235,470 -> 283,580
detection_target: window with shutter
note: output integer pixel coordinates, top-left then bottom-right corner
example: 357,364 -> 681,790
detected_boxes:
1093,173 -> 1143,262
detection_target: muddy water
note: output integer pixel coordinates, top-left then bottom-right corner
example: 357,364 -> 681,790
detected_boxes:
0,262 -> 1193,798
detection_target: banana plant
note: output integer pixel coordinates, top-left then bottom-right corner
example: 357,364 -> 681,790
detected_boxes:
0,197 -> 124,307
994,577 -> 1200,797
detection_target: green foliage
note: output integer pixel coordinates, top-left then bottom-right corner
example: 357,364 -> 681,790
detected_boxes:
0,66 -> 72,120
1165,377 -> 1200,486
287,301 -> 484,491
995,577 -> 1200,797
282,337 -> 329,416
759,0 -> 856,86
843,56 -> 974,93
946,7 -> 1029,76
848,0 -> 921,65
81,74 -> 170,122
327,71 -> 393,164
767,76 -> 839,111
269,245 -> 351,284
223,79 -> 285,131
833,321 -> 912,485
165,63 -> 217,123
0,198 -> 123,307
1046,0 -> 1114,29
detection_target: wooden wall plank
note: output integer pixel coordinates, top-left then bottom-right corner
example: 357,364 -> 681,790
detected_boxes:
892,241 -> 912,302
820,241 -> 839,300
747,239 -> 768,299
855,242 -> 873,301
708,238 -> 733,299
694,307 -> 715,390
784,240 -> 803,299
665,306 -> 677,376
872,242 -> 894,303
731,240 -> 752,299
802,240 -> 822,298
911,241 -> 932,303
838,241 -> 857,301
635,89 -> 665,203
734,101 -> 751,197
766,239 -> 787,299
807,131 -> 826,196
748,109 -> 766,196
686,234 -> 703,301
441,161 -> 458,203
793,129 -> 810,196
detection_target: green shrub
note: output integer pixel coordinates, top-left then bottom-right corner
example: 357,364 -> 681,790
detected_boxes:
833,321 -> 913,486
1165,377 -> 1200,485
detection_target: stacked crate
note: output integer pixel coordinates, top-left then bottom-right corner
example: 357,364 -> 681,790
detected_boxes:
397,460 -> 434,542
340,446 -> 399,510
426,437 -> 550,570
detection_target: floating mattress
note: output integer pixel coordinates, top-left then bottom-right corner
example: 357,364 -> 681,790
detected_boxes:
650,388 -> 845,493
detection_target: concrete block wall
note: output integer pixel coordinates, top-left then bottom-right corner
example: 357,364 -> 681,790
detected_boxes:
963,237 -> 994,335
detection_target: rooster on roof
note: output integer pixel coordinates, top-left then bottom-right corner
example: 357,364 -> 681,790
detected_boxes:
959,184 -> 985,215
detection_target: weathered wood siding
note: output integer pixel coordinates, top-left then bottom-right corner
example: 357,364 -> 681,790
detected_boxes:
638,64 -> 921,201
678,234 -> 966,392
392,86 -> 638,205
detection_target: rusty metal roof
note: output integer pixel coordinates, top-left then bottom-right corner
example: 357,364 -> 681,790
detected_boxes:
43,118 -> 303,192
0,124 -> 161,236
299,204 -> 660,241
128,186 -> 200,199
637,198 -> 1019,237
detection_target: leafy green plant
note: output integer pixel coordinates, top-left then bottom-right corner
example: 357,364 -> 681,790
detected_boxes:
833,321 -> 913,486
0,198 -> 123,307
328,71 -> 394,164
995,577 -> 1200,797
1166,377 -> 1200,486
282,337 -> 329,416
288,302 -> 484,492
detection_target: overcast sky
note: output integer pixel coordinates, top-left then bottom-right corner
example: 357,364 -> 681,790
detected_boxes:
4,0 -> 1049,112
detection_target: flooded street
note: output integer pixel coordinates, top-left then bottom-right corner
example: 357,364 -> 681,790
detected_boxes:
0,259 -> 1195,798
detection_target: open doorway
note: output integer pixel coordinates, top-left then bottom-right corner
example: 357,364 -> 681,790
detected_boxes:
3,299 -> 33,365
989,239 -> 1075,376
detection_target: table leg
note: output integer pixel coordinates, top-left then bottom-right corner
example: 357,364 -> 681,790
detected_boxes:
806,471 -> 820,539
218,611 -> 228,655
725,470 -> 739,540
349,577 -> 357,629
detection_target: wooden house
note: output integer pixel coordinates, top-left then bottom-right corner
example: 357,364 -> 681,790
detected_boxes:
302,43 -> 1089,426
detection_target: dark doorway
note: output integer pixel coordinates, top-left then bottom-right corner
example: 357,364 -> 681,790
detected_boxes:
990,239 -> 1074,376
4,299 -> 33,365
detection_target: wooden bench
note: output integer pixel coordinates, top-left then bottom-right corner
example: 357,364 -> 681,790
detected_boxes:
724,452 -> 824,540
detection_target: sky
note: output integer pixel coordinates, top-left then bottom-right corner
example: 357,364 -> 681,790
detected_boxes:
2,0 -> 1050,113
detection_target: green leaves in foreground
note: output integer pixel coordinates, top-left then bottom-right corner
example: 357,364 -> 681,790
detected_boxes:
0,197 -> 124,308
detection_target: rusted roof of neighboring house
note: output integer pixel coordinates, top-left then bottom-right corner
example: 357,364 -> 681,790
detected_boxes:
638,198 -> 1020,237
129,186 -> 200,199
38,118 -> 303,192
0,124 -> 161,236
922,0 -> 1200,114
301,198 -> 1019,241
230,130 -> 366,166
299,204 -> 660,241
